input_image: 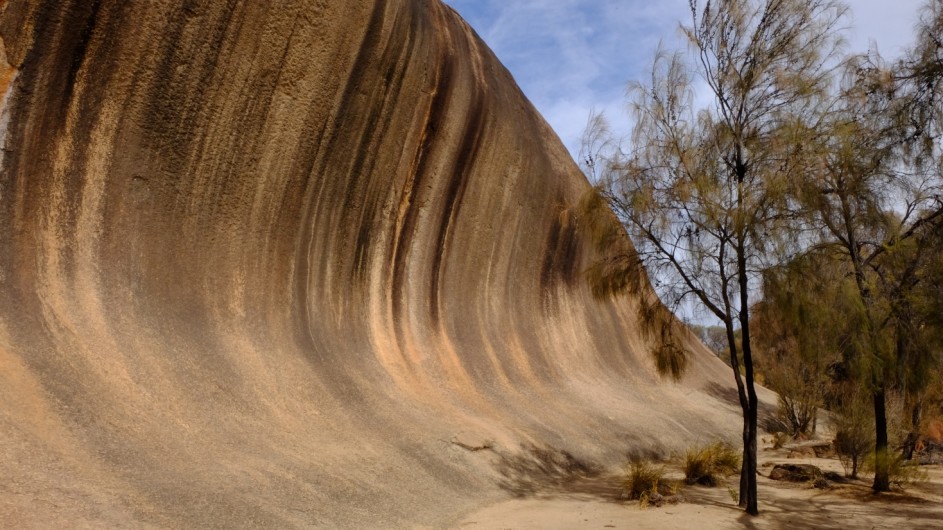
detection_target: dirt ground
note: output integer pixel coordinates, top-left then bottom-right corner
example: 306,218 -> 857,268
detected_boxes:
457,441 -> 943,529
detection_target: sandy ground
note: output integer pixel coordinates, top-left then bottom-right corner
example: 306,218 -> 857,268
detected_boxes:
457,443 -> 943,529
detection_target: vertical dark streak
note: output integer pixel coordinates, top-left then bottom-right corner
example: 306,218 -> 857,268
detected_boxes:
343,5 -> 417,285
63,0 -> 102,108
389,26 -> 451,325
142,0 -> 239,178
539,207 -> 582,310
0,0 -> 117,307
428,83 -> 485,326
291,0 -> 387,361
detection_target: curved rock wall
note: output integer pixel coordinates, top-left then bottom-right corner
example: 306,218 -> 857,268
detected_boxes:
0,0 -> 740,527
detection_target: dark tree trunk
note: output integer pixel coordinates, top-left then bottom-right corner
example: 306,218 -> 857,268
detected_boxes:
737,239 -> 759,516
740,335 -> 759,515
872,387 -> 891,492
724,319 -> 750,507
722,319 -> 753,513
740,393 -> 759,514
903,400 -> 922,461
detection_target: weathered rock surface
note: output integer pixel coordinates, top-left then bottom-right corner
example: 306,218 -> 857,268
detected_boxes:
0,0 -> 744,527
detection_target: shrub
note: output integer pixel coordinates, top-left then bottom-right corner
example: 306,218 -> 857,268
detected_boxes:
683,442 -> 741,486
623,460 -> 681,507
771,431 -> 789,450
623,460 -> 665,501
865,451 -> 928,489
833,396 -> 873,479
762,415 -> 790,437
776,394 -> 818,437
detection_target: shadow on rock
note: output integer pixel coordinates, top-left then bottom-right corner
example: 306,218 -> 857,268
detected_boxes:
493,444 -> 624,501
705,382 -> 777,427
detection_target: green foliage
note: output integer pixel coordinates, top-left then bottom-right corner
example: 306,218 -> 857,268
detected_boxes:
834,391 -> 875,479
580,188 -> 689,381
583,0 -> 942,507
865,450 -> 929,489
582,0 -> 850,514
791,0 -> 943,492
683,442 -> 741,486
652,341 -> 688,381
754,254 -> 848,436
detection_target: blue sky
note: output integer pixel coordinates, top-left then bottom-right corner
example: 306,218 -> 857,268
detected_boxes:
443,0 -> 929,159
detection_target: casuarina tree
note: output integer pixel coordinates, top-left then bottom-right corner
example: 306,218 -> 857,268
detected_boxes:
581,0 -> 846,514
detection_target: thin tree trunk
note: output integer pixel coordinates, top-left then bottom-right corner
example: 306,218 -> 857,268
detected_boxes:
738,390 -> 759,513
737,233 -> 759,515
903,400 -> 921,461
872,387 -> 891,492
740,409 -> 749,507
740,311 -> 759,513
722,319 -> 751,511
744,397 -> 759,514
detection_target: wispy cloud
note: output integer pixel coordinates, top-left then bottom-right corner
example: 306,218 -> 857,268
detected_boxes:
446,0 -> 689,156
445,0 -> 928,159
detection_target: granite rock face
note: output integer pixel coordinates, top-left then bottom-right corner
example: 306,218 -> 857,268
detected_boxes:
0,0 -> 740,527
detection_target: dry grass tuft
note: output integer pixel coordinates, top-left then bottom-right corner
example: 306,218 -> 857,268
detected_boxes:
623,460 -> 682,507
683,442 -> 741,486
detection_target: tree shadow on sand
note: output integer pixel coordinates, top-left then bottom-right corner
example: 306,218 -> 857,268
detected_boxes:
682,475 -> 943,529
488,444 -> 943,527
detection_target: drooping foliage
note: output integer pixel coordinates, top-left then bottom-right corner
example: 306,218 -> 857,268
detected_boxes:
581,0 -> 847,515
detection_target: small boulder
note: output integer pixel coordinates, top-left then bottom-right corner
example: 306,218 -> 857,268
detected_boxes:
769,463 -> 823,482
